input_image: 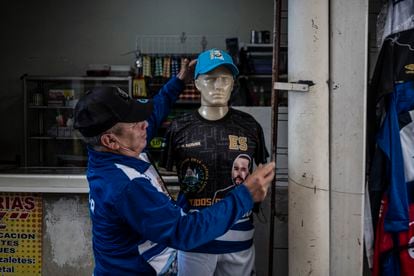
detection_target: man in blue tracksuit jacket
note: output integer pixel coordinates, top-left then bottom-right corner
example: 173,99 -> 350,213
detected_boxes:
73,59 -> 275,275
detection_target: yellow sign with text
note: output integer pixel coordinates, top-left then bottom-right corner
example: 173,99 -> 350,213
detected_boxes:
0,193 -> 42,275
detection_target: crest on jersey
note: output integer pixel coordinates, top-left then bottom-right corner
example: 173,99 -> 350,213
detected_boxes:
179,158 -> 208,193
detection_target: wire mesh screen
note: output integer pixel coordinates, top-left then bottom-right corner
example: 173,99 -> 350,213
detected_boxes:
135,33 -> 228,54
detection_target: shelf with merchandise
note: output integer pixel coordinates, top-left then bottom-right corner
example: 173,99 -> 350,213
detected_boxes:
236,43 -> 287,106
23,75 -> 132,169
131,53 -> 201,177
143,78 -> 200,104
133,53 -> 197,99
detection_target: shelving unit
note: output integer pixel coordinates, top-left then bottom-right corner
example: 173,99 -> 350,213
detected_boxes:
238,43 -> 287,106
20,46 -> 283,173
133,53 -> 202,170
22,75 -> 132,169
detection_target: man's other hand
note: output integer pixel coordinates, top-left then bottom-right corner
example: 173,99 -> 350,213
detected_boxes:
177,58 -> 197,83
243,162 -> 275,202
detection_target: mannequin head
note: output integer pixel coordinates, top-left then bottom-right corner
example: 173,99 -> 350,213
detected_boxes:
194,49 -> 239,80
194,49 -> 239,120
195,66 -> 234,107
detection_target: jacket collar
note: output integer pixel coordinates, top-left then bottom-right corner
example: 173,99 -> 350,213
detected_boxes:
87,146 -> 151,173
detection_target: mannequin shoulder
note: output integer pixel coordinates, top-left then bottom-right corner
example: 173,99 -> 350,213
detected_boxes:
229,108 -> 258,122
228,108 -> 263,131
169,111 -> 199,129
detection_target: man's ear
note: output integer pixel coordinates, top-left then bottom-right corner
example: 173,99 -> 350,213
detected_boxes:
100,133 -> 118,150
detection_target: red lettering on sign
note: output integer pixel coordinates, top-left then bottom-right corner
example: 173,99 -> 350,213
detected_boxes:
11,197 -> 23,210
19,213 -> 29,219
0,196 -> 36,210
9,212 -> 18,219
24,197 -> 35,210
0,197 -> 10,209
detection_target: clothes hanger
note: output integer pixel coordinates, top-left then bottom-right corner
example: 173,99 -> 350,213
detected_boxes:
385,32 -> 414,52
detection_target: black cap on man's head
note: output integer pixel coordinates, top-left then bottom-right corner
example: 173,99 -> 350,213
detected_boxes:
73,86 -> 153,137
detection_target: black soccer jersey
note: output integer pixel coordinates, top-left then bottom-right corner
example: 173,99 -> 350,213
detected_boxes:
163,108 -> 268,208
162,108 -> 268,253
367,29 -> 414,157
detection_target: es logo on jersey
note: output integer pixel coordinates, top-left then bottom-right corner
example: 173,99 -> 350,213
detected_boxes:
228,135 -> 247,151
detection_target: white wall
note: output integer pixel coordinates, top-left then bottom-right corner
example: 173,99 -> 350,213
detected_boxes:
0,0 -> 275,162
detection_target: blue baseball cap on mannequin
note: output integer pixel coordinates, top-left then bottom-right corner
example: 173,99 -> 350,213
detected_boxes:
194,49 -> 239,79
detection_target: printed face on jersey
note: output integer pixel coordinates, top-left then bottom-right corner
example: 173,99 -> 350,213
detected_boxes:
195,66 -> 234,107
111,121 -> 148,154
231,154 -> 251,185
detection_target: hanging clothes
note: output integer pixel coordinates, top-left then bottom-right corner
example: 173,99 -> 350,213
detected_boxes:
372,87 -> 414,274
367,27 -> 414,275
154,56 -> 163,77
376,81 -> 414,232
143,55 -> 152,77
379,0 -> 414,46
162,56 -> 171,78
171,57 -> 180,77
367,29 -> 414,177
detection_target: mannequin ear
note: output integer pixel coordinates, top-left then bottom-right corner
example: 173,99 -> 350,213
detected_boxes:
194,78 -> 202,91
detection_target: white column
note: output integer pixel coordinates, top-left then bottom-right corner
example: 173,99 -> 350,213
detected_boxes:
330,0 -> 368,275
288,0 -> 330,275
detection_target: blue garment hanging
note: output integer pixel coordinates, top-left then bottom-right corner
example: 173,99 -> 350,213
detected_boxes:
376,81 -> 414,232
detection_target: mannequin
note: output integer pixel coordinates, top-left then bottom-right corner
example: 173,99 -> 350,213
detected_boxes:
162,49 -> 268,276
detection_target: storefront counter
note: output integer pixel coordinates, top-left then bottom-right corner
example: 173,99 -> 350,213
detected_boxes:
0,167 -> 178,193
0,168 -> 177,274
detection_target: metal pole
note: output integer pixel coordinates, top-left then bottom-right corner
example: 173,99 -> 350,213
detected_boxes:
268,0 -> 282,274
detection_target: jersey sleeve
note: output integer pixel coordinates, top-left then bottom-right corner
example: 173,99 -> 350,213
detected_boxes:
254,121 -> 269,165
115,177 -> 253,251
160,121 -> 176,171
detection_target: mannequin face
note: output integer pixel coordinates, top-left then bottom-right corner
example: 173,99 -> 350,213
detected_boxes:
195,66 -> 234,107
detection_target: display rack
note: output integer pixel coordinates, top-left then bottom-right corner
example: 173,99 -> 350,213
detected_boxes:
238,43 -> 288,106
22,75 -> 133,169
135,33 -> 228,54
